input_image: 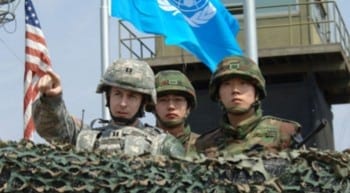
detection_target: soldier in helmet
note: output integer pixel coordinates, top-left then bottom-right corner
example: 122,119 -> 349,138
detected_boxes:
147,70 -> 199,153
195,56 -> 301,158
33,59 -> 185,157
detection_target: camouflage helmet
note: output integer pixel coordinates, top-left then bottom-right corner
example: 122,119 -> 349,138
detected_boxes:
154,70 -> 197,109
96,59 -> 156,104
209,56 -> 266,101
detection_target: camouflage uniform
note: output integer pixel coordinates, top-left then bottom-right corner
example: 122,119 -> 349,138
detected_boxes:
33,59 -> 185,157
148,70 -> 199,153
195,56 -> 301,158
176,124 -> 199,152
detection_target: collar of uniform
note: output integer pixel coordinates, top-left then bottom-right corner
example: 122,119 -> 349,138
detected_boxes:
175,124 -> 192,145
110,119 -> 145,129
220,110 -> 262,139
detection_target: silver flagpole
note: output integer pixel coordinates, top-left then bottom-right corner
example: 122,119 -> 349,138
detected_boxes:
244,0 -> 258,65
100,0 -> 110,119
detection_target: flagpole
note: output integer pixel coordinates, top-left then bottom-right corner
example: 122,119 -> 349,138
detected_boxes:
100,0 -> 110,120
244,0 -> 258,64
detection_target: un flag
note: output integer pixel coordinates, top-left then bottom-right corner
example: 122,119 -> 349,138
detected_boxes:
110,0 -> 243,72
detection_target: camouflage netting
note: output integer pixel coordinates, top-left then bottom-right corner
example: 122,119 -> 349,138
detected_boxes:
1,140 -> 349,193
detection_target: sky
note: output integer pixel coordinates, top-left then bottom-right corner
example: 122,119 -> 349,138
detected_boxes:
0,0 -> 349,151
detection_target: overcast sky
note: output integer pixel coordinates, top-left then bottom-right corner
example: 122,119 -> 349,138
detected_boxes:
1,0 -> 349,151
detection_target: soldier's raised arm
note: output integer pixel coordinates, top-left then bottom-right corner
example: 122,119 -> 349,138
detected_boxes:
32,59 -> 185,157
37,69 -> 63,97
33,68 -> 82,144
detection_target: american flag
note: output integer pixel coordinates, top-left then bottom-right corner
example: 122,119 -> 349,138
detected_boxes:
24,0 -> 51,140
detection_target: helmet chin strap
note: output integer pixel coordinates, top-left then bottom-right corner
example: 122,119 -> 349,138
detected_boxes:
222,91 -> 261,115
109,106 -> 144,126
107,96 -> 146,126
156,114 -> 185,129
223,100 -> 261,115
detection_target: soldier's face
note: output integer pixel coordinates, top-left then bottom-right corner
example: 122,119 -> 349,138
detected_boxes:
218,77 -> 256,110
109,87 -> 143,119
155,94 -> 189,125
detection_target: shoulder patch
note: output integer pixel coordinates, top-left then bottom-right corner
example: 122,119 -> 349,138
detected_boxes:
260,116 -> 301,149
261,115 -> 301,131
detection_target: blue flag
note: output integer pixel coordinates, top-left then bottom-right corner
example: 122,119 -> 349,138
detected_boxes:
110,0 -> 243,72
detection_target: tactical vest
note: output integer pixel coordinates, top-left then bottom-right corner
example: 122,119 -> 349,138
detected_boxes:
75,126 -> 169,156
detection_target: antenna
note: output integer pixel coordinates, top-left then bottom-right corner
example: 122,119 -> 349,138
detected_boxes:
80,109 -> 85,129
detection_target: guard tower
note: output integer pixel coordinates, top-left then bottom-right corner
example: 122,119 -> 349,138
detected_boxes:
117,0 -> 350,149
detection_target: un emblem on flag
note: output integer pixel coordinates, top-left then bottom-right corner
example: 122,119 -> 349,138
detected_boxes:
169,0 -> 208,13
158,0 -> 216,27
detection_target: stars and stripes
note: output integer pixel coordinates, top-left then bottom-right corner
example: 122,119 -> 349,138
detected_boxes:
24,0 -> 51,140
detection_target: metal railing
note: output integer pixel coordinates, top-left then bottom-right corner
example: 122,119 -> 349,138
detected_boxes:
117,1 -> 350,60
118,22 -> 155,59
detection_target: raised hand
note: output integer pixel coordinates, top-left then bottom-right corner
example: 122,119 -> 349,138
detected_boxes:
37,69 -> 63,97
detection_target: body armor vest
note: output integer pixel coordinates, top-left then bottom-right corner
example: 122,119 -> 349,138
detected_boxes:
75,126 -> 168,156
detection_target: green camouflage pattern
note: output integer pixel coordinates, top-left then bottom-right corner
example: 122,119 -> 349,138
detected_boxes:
209,56 -> 267,101
176,124 -> 199,154
155,70 -> 197,109
150,70 -> 198,153
96,59 -> 157,104
1,140 -> 349,193
195,113 -> 301,158
32,94 -> 185,157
